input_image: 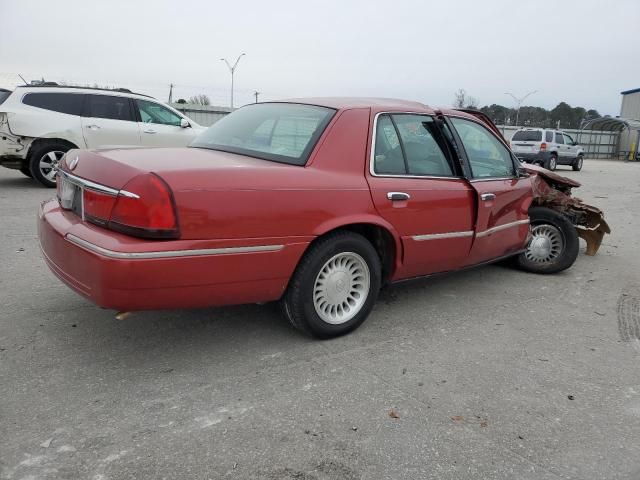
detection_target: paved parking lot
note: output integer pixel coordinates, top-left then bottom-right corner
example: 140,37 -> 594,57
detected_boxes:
1,160 -> 639,480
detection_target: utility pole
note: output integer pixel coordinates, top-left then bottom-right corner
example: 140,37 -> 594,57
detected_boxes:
168,83 -> 174,103
253,91 -> 260,103
220,53 -> 246,109
504,90 -> 538,127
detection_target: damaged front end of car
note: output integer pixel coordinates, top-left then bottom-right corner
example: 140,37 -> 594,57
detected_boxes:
522,164 -> 610,255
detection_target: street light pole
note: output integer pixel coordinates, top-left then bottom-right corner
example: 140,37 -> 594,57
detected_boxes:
220,53 -> 246,109
504,90 -> 538,127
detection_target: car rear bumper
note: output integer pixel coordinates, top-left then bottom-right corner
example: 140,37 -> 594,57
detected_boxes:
515,151 -> 551,164
38,199 -> 311,311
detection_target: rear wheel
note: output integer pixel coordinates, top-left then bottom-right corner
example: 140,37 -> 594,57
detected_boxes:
545,154 -> 558,171
515,207 -> 579,274
281,231 -> 381,339
572,154 -> 583,171
29,141 -> 71,188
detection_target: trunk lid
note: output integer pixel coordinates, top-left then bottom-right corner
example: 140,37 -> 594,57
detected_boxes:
62,146 -> 302,191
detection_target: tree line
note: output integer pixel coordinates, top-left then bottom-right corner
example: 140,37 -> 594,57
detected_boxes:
453,89 -> 602,129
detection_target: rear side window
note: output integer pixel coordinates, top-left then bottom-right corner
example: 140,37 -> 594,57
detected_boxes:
555,132 -> 564,144
374,114 -> 454,176
22,92 -> 84,115
85,94 -> 134,121
512,130 -> 542,141
545,131 -> 553,142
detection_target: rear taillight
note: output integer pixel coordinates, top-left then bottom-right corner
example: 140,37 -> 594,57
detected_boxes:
539,142 -> 547,151
83,189 -> 117,226
108,173 -> 179,239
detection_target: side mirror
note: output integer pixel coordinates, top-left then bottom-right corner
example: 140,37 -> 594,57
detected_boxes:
180,118 -> 190,128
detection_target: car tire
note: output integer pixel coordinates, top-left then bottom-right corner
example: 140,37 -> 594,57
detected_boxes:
545,154 -> 558,171
19,166 -> 33,178
29,141 -> 71,188
572,155 -> 583,171
281,231 -> 381,339
515,207 -> 579,274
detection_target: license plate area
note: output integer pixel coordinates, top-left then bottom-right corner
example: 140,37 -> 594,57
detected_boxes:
58,175 -> 83,218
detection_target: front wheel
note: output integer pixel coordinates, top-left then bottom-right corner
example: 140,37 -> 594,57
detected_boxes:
281,231 -> 381,339
515,207 -> 579,274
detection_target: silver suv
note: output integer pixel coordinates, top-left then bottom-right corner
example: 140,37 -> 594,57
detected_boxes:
510,128 -> 584,171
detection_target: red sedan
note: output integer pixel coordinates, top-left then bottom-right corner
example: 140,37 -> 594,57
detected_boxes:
38,98 -> 608,338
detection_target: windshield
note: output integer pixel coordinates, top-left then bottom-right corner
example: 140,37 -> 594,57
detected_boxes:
190,103 -> 335,165
512,130 -> 542,141
0,89 -> 11,105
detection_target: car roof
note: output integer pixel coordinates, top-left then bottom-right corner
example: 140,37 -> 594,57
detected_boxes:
277,97 -> 433,111
268,98 -> 488,123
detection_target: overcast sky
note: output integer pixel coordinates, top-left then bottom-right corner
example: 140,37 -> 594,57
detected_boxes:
1,0 -> 638,115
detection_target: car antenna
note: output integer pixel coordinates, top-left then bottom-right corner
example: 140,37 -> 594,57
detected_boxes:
18,74 -> 28,85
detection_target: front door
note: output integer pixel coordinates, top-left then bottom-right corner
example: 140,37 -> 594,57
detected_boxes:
366,113 -> 476,280
134,99 -> 196,147
81,94 -> 141,149
448,116 -> 532,265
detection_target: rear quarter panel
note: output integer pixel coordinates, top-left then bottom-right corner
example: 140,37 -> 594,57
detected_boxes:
166,108 -> 383,241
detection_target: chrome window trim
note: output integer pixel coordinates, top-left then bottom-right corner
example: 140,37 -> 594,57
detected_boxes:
476,219 -> 530,238
412,231 -> 474,241
368,111 -> 462,180
66,234 -> 284,259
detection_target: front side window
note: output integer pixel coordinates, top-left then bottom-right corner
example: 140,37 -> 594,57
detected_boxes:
373,114 -> 454,176
545,131 -> 553,142
564,134 -> 575,145
85,94 -> 133,121
22,92 -> 84,115
555,132 -> 564,144
191,103 -> 335,166
450,117 -> 514,178
136,99 -> 182,126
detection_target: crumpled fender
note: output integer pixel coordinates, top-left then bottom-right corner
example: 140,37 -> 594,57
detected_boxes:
522,164 -> 610,255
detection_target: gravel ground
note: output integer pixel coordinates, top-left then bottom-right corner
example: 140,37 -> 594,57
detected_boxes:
1,159 -> 639,480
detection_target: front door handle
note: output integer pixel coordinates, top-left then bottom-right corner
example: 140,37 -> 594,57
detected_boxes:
480,193 -> 496,201
86,124 -> 101,130
143,129 -> 157,134
387,192 -> 410,201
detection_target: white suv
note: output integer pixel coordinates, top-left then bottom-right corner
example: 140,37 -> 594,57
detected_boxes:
0,85 -> 206,187
510,128 -> 584,172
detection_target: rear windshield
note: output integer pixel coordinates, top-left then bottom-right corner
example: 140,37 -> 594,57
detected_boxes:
190,103 -> 336,166
512,130 -> 542,141
0,89 -> 11,105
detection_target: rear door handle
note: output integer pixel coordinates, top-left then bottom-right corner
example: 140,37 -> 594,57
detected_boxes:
387,192 -> 410,201
480,193 -> 496,201
86,124 -> 100,130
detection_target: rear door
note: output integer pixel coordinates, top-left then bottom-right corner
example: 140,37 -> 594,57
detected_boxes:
563,133 -> 577,160
554,131 -> 569,162
366,113 -> 476,279
448,116 -> 532,264
134,99 -> 197,147
81,94 -> 141,148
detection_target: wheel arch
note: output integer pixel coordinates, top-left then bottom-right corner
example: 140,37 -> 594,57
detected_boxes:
27,138 -> 79,162
309,217 -> 402,284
